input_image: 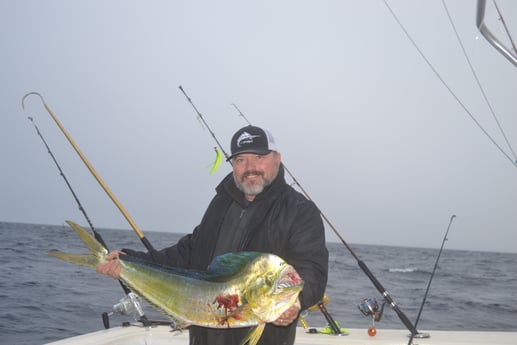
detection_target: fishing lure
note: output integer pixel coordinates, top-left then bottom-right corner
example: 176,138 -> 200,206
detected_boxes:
210,147 -> 223,174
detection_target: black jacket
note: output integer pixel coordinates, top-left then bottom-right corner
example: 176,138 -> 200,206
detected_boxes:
125,165 -> 328,345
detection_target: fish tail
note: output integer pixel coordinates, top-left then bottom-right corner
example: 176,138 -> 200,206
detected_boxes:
48,220 -> 108,268
240,324 -> 265,345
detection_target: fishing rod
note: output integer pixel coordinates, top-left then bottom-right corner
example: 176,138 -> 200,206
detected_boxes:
23,104 -> 152,328
180,87 -> 343,335
407,214 -> 456,345
21,92 -> 157,257
178,87 -> 417,336
230,102 -> 421,336
179,86 -> 228,160
26,116 -> 103,246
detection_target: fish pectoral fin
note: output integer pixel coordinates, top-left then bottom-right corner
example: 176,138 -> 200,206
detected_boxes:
240,323 -> 265,345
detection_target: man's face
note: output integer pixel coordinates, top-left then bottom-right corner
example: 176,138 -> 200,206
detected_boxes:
232,151 -> 281,199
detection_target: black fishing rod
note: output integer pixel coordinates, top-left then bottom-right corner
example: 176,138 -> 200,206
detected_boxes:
26,116 -> 106,248
179,87 -> 415,335
22,94 -> 153,328
179,86 -> 228,160
21,92 -> 156,257
230,102 -> 420,335
180,87 -> 343,335
407,214 -> 456,344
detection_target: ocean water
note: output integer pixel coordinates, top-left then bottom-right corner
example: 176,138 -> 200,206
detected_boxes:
1,221 -> 516,345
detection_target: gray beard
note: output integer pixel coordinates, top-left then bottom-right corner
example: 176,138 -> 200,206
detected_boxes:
233,172 -> 273,196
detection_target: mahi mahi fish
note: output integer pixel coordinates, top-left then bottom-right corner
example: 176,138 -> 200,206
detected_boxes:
49,221 -> 304,345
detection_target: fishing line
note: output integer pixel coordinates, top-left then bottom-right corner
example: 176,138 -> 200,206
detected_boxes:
407,214 -> 456,345
383,0 -> 517,168
21,92 -> 157,256
442,0 -> 517,163
178,85 -> 418,335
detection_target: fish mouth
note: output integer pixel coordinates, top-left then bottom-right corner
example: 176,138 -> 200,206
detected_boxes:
275,265 -> 304,292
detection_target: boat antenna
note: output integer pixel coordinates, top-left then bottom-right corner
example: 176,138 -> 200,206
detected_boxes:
178,86 -> 419,336
407,214 -> 456,344
21,92 -> 157,257
23,107 -> 152,328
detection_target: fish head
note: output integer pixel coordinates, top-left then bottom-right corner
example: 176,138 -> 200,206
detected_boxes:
243,254 -> 304,322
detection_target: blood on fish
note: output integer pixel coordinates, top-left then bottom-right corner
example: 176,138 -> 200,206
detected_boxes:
208,294 -> 242,326
214,294 -> 240,312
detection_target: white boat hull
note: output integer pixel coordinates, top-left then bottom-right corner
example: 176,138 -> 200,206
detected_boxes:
45,325 -> 517,345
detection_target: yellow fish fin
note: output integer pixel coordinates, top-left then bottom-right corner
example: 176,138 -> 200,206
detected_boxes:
48,252 -> 101,268
209,147 -> 223,174
240,323 -> 265,345
48,220 -> 107,268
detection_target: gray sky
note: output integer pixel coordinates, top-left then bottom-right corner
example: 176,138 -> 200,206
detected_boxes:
2,1 -> 516,253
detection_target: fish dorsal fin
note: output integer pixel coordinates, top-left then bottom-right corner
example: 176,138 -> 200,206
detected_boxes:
121,255 -> 207,280
121,251 -> 264,282
205,252 -> 263,281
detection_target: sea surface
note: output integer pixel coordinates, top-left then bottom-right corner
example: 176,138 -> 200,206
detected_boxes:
2,221 -> 516,345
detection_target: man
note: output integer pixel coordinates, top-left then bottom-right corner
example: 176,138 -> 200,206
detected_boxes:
97,125 -> 329,345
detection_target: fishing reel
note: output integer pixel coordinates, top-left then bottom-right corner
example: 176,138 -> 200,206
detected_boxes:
358,298 -> 385,336
102,292 -> 150,329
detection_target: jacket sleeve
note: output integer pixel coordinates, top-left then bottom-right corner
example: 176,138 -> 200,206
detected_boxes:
284,198 -> 329,311
122,193 -> 230,268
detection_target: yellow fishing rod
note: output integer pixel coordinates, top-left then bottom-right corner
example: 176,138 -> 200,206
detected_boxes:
21,92 -> 156,255
24,112 -> 155,328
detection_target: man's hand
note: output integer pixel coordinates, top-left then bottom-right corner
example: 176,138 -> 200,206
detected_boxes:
96,250 -> 123,279
272,298 -> 301,327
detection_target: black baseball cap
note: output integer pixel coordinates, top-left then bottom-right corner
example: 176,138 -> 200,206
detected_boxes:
228,125 -> 277,160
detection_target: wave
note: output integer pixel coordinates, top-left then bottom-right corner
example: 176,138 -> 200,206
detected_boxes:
388,267 -> 418,273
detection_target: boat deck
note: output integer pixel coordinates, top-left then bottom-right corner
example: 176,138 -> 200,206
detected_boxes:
45,324 -> 517,345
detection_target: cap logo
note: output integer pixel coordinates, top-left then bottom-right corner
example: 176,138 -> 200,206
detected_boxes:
236,131 -> 260,148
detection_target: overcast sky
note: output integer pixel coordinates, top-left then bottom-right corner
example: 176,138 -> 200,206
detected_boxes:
2,1 -> 516,253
